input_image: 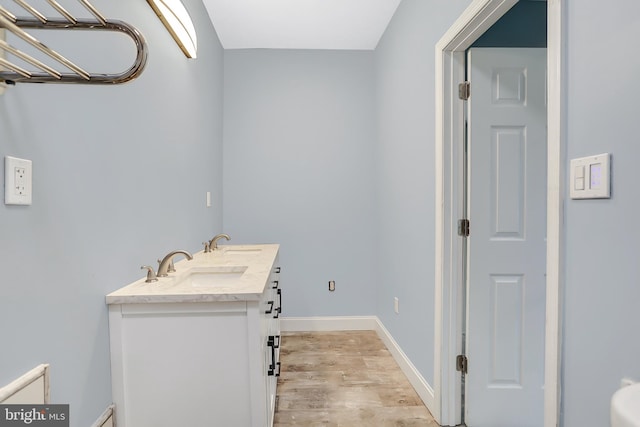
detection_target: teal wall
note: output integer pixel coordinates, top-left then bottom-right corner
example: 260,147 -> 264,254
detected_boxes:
473,0 -> 547,48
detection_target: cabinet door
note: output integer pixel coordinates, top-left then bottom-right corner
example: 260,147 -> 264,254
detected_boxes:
118,305 -> 252,427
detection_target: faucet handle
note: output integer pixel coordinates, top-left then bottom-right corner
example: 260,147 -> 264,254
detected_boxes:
141,265 -> 158,283
202,241 -> 211,253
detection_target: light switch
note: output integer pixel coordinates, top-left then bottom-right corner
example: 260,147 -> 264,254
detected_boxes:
570,153 -> 610,199
590,163 -> 602,188
574,165 -> 585,190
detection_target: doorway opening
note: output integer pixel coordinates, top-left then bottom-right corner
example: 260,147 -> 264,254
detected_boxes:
433,1 -> 564,426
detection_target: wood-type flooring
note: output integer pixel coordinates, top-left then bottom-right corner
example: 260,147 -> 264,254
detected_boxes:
274,331 -> 439,426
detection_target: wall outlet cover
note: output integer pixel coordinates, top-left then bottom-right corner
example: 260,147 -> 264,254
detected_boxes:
5,156 -> 32,205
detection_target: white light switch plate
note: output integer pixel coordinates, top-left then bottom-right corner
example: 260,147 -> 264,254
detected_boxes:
5,156 -> 32,205
569,153 -> 610,199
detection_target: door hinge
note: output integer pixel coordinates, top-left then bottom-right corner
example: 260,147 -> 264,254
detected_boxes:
458,219 -> 470,237
458,81 -> 470,100
456,354 -> 468,374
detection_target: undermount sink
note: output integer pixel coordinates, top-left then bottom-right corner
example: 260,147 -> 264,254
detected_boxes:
223,248 -> 262,256
612,383 -> 640,427
180,267 -> 248,288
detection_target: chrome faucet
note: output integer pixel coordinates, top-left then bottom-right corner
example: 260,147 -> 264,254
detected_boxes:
156,250 -> 193,277
204,233 -> 231,252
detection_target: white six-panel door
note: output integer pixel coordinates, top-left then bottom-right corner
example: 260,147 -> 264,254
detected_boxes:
466,47 -> 547,426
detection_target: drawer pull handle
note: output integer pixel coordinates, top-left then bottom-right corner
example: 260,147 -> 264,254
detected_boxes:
267,335 -> 281,376
274,289 -> 282,319
268,334 -> 280,349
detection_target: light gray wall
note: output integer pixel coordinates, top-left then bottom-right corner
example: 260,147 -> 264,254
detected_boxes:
562,0 -> 640,425
374,0 -> 471,385
2,1 -> 632,425
375,0 -> 640,423
0,0 -> 224,425
222,50 -> 377,317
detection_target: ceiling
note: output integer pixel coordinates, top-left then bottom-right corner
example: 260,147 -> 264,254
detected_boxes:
201,0 -> 402,50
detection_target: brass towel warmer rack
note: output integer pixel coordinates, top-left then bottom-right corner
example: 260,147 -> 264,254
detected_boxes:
0,0 -> 148,85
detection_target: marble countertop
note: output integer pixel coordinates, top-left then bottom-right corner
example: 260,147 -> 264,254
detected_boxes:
106,244 -> 279,305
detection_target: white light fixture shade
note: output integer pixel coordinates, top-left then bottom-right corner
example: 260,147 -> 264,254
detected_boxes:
147,0 -> 198,58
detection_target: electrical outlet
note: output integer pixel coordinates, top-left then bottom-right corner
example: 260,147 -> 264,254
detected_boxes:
328,281 -> 335,292
206,191 -> 211,207
15,167 -> 26,194
5,156 -> 32,205
394,297 -> 399,314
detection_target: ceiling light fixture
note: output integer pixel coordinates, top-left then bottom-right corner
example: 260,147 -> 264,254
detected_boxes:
147,0 -> 197,58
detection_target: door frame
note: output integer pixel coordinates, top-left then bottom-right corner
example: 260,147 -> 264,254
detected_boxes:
433,1 -> 564,426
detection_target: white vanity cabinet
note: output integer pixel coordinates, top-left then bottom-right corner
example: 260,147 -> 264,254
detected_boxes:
107,245 -> 280,427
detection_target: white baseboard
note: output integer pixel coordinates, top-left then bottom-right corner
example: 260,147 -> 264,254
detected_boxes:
280,316 -> 378,332
373,318 -> 436,412
280,316 -> 436,415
